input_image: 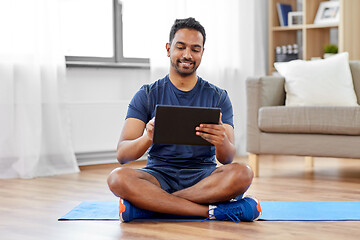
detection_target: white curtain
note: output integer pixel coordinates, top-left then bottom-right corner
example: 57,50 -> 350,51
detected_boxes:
0,0 -> 79,178
123,0 -> 268,155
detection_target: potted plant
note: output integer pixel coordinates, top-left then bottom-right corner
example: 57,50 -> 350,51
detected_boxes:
323,44 -> 338,58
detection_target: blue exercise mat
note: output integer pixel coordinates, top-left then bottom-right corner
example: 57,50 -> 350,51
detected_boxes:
59,201 -> 204,221
58,200 -> 360,221
260,201 -> 360,221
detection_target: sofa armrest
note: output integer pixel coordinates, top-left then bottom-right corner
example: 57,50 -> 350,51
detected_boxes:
246,76 -> 285,153
349,61 -> 360,104
247,76 -> 286,107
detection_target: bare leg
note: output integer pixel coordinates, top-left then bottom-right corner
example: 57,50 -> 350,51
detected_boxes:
172,163 -> 253,203
107,162 -> 253,217
107,167 -> 209,217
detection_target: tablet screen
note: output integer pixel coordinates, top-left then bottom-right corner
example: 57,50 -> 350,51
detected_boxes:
153,105 -> 220,146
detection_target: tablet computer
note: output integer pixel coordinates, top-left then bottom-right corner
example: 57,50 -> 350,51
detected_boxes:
153,105 -> 221,146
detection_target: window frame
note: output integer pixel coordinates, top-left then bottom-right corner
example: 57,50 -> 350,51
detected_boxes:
65,0 -> 149,68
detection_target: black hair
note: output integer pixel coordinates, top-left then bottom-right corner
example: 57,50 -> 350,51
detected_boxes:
169,17 -> 206,46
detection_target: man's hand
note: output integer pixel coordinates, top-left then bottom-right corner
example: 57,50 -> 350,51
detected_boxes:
145,117 -> 155,141
195,113 -> 227,147
195,113 -> 235,164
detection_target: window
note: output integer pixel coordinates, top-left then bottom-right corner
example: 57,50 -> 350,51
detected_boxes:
60,0 -> 149,67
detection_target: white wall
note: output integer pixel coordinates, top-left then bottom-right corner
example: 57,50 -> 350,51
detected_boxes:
65,66 -> 150,165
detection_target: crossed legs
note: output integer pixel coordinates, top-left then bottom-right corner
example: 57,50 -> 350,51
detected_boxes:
107,163 -> 254,217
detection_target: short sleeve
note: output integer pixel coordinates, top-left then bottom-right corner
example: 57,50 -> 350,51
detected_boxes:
218,90 -> 234,127
126,85 -> 150,123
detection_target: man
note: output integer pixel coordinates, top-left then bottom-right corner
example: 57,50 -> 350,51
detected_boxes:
107,17 -> 261,222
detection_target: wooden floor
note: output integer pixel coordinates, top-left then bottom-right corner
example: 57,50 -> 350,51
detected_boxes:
1,155 -> 360,240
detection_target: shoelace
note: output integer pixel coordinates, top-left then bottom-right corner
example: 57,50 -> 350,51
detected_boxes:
204,205 -> 244,223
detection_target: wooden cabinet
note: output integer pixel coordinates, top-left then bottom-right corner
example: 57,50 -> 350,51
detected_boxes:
268,0 -> 360,74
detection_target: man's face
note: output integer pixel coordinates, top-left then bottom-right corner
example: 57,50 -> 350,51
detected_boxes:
166,28 -> 204,77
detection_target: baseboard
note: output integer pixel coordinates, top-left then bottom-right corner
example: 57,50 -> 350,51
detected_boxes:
75,150 -> 148,166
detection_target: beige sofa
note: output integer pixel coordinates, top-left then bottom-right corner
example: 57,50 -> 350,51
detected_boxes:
246,61 -> 360,177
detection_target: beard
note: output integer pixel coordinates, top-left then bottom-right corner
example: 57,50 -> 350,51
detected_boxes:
170,58 -> 199,76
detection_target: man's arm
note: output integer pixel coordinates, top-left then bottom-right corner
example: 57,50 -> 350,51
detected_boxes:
214,123 -> 236,164
195,114 -> 236,164
116,117 -> 154,164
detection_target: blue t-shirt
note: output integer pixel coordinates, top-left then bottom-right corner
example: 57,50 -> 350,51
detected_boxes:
126,75 -> 233,169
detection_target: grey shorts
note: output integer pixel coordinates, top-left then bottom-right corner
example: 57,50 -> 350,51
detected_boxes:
138,165 -> 217,194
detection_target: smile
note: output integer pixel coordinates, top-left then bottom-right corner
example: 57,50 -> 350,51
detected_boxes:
178,60 -> 194,67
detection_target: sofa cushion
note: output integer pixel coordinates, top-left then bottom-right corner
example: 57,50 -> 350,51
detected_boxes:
274,52 -> 359,107
258,106 -> 360,135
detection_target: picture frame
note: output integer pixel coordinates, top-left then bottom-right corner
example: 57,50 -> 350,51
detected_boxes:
314,1 -> 340,25
288,11 -> 303,26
